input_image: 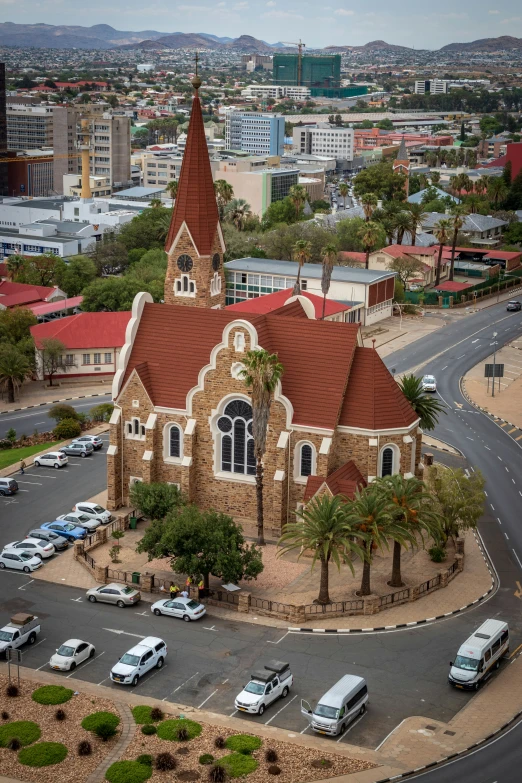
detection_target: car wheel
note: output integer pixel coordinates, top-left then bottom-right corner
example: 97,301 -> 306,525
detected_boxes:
54,463 -> 60,469
0,562 -> 5,569
34,460 -> 40,467
495,660 -> 500,670
90,648 -> 95,658
183,614 -> 191,622
281,686 -> 289,698
0,490 -> 5,496
23,566 -> 31,573
154,609 -> 162,616
116,600 -> 125,608
258,704 -> 265,716
360,704 -> 366,715
156,657 -> 164,669
474,682 -> 479,691
81,452 -> 86,458
339,723 -> 346,735
88,595 -> 97,603
28,633 -> 36,644
69,661 -> 76,671
132,675 -> 139,687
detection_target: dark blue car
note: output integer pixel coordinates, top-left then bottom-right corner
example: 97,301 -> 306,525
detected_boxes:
41,520 -> 87,541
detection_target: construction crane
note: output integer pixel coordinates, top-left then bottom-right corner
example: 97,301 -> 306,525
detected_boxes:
281,39 -> 306,86
0,152 -> 79,164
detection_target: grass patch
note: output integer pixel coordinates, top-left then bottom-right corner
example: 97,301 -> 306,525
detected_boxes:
225,734 -> 262,755
220,753 -> 259,777
132,706 -> 161,724
105,760 -> 152,783
81,711 -> 120,732
0,721 -> 41,748
32,686 -> 73,705
156,719 -> 202,742
18,742 -> 68,767
0,441 -> 61,470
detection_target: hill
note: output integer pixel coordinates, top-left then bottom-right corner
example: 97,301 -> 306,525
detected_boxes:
440,35 -> 522,52
0,22 -> 173,49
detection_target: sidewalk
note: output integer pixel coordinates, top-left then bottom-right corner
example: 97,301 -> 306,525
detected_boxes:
462,337 -> 522,429
0,382 -> 110,414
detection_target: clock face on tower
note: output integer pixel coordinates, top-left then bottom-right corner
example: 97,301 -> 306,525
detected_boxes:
177,254 -> 193,273
212,253 -> 221,272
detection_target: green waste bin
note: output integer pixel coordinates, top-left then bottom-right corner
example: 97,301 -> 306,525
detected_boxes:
129,516 -> 137,530
132,571 -> 140,585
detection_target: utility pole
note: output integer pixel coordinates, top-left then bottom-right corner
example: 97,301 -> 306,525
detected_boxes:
492,330 -> 498,398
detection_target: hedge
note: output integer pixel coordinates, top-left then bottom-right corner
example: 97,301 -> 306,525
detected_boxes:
32,686 -> 73,705
220,753 -> 259,777
18,742 -> 68,767
156,718 -> 202,741
225,735 -> 262,755
82,711 -> 121,732
0,721 -> 41,748
105,760 -> 152,783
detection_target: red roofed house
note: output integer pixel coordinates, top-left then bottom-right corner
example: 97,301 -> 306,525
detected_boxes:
0,281 -> 67,310
367,245 -> 449,286
227,288 -> 359,322
30,312 -> 130,382
106,73 -> 422,532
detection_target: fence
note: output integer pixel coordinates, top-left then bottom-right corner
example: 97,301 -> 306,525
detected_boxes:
251,596 -> 294,615
379,588 -> 410,608
418,575 -> 441,595
107,567 -> 141,586
80,550 -> 95,570
304,598 -> 364,616
207,588 -> 240,607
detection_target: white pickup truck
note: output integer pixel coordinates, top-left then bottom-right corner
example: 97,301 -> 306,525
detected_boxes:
234,660 -> 293,716
0,613 -> 40,656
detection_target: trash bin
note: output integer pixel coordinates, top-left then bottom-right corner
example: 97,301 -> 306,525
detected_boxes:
132,571 -> 140,585
129,516 -> 137,530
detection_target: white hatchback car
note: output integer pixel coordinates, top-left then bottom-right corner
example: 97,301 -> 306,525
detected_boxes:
72,502 -> 113,524
49,639 -> 95,671
422,374 -> 437,392
58,512 -> 100,532
0,551 -> 42,572
151,597 -> 206,622
3,538 -> 55,559
110,636 -> 167,686
33,451 -> 68,469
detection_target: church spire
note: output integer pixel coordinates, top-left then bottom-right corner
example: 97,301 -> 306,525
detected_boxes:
396,135 -> 407,162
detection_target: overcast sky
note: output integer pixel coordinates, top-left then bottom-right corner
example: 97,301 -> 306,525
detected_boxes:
7,0 -> 522,49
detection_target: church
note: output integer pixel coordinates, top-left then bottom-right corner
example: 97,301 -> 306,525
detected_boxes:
106,72 -> 421,535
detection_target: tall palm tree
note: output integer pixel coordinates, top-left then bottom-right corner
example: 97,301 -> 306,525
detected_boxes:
0,345 -> 31,404
459,174 -> 472,196
338,182 -> 349,209
358,221 -> 382,270
448,205 -> 468,281
149,198 -> 163,208
430,171 -> 441,185
407,203 -> 428,246
394,210 -> 416,245
345,487 -> 395,597
240,349 -> 284,546
166,180 -> 178,201
292,239 -> 312,294
398,374 -> 446,431
476,175 -> 490,197
224,198 -> 252,231
487,177 -> 508,207
320,243 -> 338,319
288,184 -> 308,219
6,254 -> 25,282
278,495 -> 366,605
465,194 -> 480,214
361,192 -> 378,222
214,179 -> 234,220
433,217 -> 451,286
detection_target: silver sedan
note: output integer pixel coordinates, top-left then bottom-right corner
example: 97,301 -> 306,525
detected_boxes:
86,583 -> 141,608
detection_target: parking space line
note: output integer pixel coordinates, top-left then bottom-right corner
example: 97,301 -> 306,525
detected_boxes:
27,474 -> 57,479
300,724 -> 310,734
130,668 -> 161,693
164,671 -> 200,700
198,689 -> 219,709
264,694 -> 298,726
66,651 -> 105,678
17,481 -> 42,486
337,711 -> 367,742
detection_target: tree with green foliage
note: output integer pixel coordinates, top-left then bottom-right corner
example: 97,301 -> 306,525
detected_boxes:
288,184 -> 308,219
16,254 -> 63,287
292,239 -> 311,293
387,256 -> 426,289
345,486 -> 395,597
427,465 -> 485,541
359,220 -> 383,269
91,238 -> 129,277
224,198 -> 252,231
56,255 -> 97,296
320,243 -> 338,319
118,207 -> 174,251
361,192 -> 378,222
81,277 -> 163,312
337,216 -> 384,253
0,344 -> 31,403
338,182 -> 349,209
130,482 -> 183,520
505,171 -> 522,211
214,180 -> 234,220
0,307 -> 37,346
261,196 -> 301,230
398,374 -> 446,431
48,404 -> 79,423
353,161 -> 407,202
40,338 -> 68,387
448,205 -> 469,281
166,180 -> 178,201
502,160 -> 512,188
89,402 -> 114,422
433,217 -> 452,286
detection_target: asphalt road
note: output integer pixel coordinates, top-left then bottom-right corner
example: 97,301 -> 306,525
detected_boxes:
0,393 -> 112,440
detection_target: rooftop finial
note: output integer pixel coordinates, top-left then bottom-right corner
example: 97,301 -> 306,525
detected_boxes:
192,51 -> 202,91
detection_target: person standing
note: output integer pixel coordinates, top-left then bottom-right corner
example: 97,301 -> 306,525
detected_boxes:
20,460 -> 26,475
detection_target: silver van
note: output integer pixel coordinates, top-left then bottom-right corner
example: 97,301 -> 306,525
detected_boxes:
449,618 -> 509,690
301,674 -> 368,736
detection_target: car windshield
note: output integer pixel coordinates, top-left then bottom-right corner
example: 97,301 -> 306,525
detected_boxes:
122,587 -> 134,595
57,645 -> 75,657
187,600 -> 200,610
244,682 -> 265,695
63,524 -> 75,531
20,553 -> 33,561
92,505 -> 106,514
314,704 -> 338,719
0,630 -> 14,641
75,514 -> 91,522
120,654 -> 140,666
454,654 -> 479,671
423,376 -> 435,383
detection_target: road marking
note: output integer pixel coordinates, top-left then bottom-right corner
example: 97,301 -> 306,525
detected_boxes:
70,597 -> 83,602
229,709 -> 238,717
198,690 -> 219,709
130,668 -> 161,692
66,651 -> 105,677
17,481 -> 42,485
300,724 -> 310,734
375,718 -> 408,751
164,671 -> 200,700
484,446 -> 491,450
472,339 -> 479,343
337,711 -> 367,742
498,456 -> 503,461
466,437 -> 474,441
497,518 -> 502,525
516,434 -> 522,441
264,694 -> 298,725
268,632 -> 289,645
509,428 -> 520,434
441,365 -> 448,370
490,504 -> 495,511
97,677 -> 109,686
135,611 -> 148,616
203,625 -> 217,631
454,401 -> 463,409
509,642 -> 522,657
514,552 -> 522,570
500,423 -> 509,428
102,628 -> 146,639
484,491 -> 488,496
29,637 -> 47,650
18,579 -> 34,590
456,354 -> 466,360
505,533 -> 510,541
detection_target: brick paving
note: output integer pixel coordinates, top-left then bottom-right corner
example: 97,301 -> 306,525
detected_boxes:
85,701 -> 135,783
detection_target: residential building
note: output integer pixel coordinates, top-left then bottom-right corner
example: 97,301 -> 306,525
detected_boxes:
225,112 -> 285,157
292,125 -> 354,161
226,288 -> 362,323
0,281 -> 66,310
214,157 -> 299,216
422,212 -> 507,247
367,245 -> 449,287
241,85 -> 310,101
140,153 -> 183,188
482,141 -> 522,178
31,311 -> 130,380
6,104 -> 54,150
414,80 -> 448,95
477,133 -> 512,159
241,54 -> 273,72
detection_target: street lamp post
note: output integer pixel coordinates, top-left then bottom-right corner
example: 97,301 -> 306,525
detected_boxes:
492,331 -> 498,398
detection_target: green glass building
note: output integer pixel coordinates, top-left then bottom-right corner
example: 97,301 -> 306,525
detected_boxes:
273,53 -> 341,88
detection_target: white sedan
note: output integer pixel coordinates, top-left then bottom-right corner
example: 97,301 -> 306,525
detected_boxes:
150,597 -> 206,622
3,538 -> 55,559
422,374 -> 437,392
49,639 -> 95,671
57,512 -> 100,532
0,551 -> 42,573
72,502 -> 113,524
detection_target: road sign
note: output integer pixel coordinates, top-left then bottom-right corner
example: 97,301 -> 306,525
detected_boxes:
484,364 -> 504,378
6,648 -> 21,685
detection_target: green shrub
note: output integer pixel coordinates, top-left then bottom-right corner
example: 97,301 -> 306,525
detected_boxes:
199,753 -> 214,765
0,439 -> 12,450
82,711 -> 120,732
220,753 -> 259,777
53,418 -> 82,440
0,721 -> 41,748
141,724 -> 156,735
224,735 -> 262,755
156,718 -> 202,742
105,760 -> 152,783
48,404 -> 79,423
18,742 -> 68,767
32,686 -> 73,705
95,723 -> 118,742
429,545 -> 446,563
136,754 -> 153,766
6,428 -> 16,443
132,705 -> 153,724
90,403 -> 115,422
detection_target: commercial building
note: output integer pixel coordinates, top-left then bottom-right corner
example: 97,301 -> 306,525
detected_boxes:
273,53 -> 341,89
241,54 -> 273,72
225,112 -> 285,157
139,152 -> 183,189
0,219 -> 98,258
414,80 -> 448,95
0,63 -> 8,197
7,104 -> 54,150
242,85 -> 311,101
214,157 -> 299,216
7,152 -> 53,197
292,125 -> 354,161
63,173 -> 112,198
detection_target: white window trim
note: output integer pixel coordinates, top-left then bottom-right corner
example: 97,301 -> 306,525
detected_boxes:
210,272 -> 222,297
378,443 -> 401,477
163,422 -> 184,464
294,439 -> 316,484
210,394 -> 256,485
174,274 -> 196,298
125,417 -> 146,441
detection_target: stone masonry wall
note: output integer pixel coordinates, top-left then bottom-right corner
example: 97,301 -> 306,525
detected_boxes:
164,226 -> 226,309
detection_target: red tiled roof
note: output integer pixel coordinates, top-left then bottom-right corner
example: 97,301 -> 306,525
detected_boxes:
337,251 -> 366,265
339,347 -> 418,430
164,89 -> 219,256
0,281 -> 58,300
25,296 -> 83,316
226,288 -> 351,318
484,250 -> 522,261
435,281 -> 474,292
378,245 -> 436,258
304,460 -> 367,502
268,299 -> 309,318
30,312 -> 130,350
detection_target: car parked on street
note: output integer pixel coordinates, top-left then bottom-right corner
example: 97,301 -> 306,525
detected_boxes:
41,521 -> 87,541
27,530 -> 69,551
506,300 -> 521,312
72,502 -> 113,524
3,538 -> 55,559
0,551 -> 42,572
49,639 -> 95,671
422,374 -> 437,392
74,435 -> 104,450
86,583 -> 141,607
110,637 -> 167,686
33,451 -> 68,469
0,478 -> 18,496
59,441 -> 94,458
151,597 -> 206,622
57,512 -> 100,532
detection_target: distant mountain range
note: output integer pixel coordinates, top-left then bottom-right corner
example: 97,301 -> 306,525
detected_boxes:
440,35 -> 522,52
119,32 -> 276,52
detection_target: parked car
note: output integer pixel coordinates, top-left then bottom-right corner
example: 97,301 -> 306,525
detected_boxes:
235,661 -> 293,715
110,637 -> 167,686
150,597 -> 206,622
57,512 -> 100,532
41,521 -> 87,541
86,583 -> 141,608
0,614 -> 41,654
506,300 -> 521,312
27,529 -> 69,551
74,435 -> 104,450
72,502 -> 113,524
0,551 -> 42,573
33,451 -> 68,469
59,441 -> 94,458
3,538 -> 55,559
49,639 -> 95,671
0,478 -> 18,496
409,284 -> 424,292
422,374 -> 437,392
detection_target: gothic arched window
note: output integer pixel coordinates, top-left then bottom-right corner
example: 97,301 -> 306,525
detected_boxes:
217,399 -> 255,475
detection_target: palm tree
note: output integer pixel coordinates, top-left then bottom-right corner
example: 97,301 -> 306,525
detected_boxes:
156,210 -> 173,243
239,349 -> 284,546
214,179 -> 234,220
320,243 -> 338,319
433,217 -> 451,286
361,192 -> 378,222
459,174 -> 472,196
224,198 -> 252,231
487,177 -> 508,207
358,221 -> 382,270
6,254 -> 25,282
397,374 -> 446,431
430,171 -> 441,185
0,345 -> 31,404
407,203 -> 428,246
292,239 -> 312,294
345,487 -> 395,597
465,194 -> 480,214
338,182 -> 349,209
475,175 -> 490,197
448,205 -> 468,281
149,198 -> 163,208
166,180 -> 178,201
394,210 -> 416,245
288,184 -> 308,219
278,495 -> 366,604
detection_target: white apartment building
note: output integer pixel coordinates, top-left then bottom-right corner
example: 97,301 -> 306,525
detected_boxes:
225,112 -> 285,156
241,85 -> 311,101
292,126 -> 354,161
414,80 -> 448,95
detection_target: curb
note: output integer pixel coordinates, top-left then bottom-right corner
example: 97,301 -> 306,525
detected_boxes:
460,377 -> 522,444
422,436 -> 464,457
0,392 -> 109,416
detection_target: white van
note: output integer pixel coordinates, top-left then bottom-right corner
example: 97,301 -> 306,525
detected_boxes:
301,675 -> 368,736
449,619 -> 509,691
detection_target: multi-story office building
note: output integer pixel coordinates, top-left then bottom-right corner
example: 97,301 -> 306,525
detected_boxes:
140,152 -> 183,188
241,85 -> 311,101
215,157 -> 298,216
241,54 -> 273,72
7,105 -> 55,150
414,80 -> 448,95
0,63 -> 7,197
292,125 -> 354,161
225,112 -> 285,156
273,54 -> 341,88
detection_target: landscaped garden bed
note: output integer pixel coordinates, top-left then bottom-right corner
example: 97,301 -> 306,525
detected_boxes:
0,675 -> 121,783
